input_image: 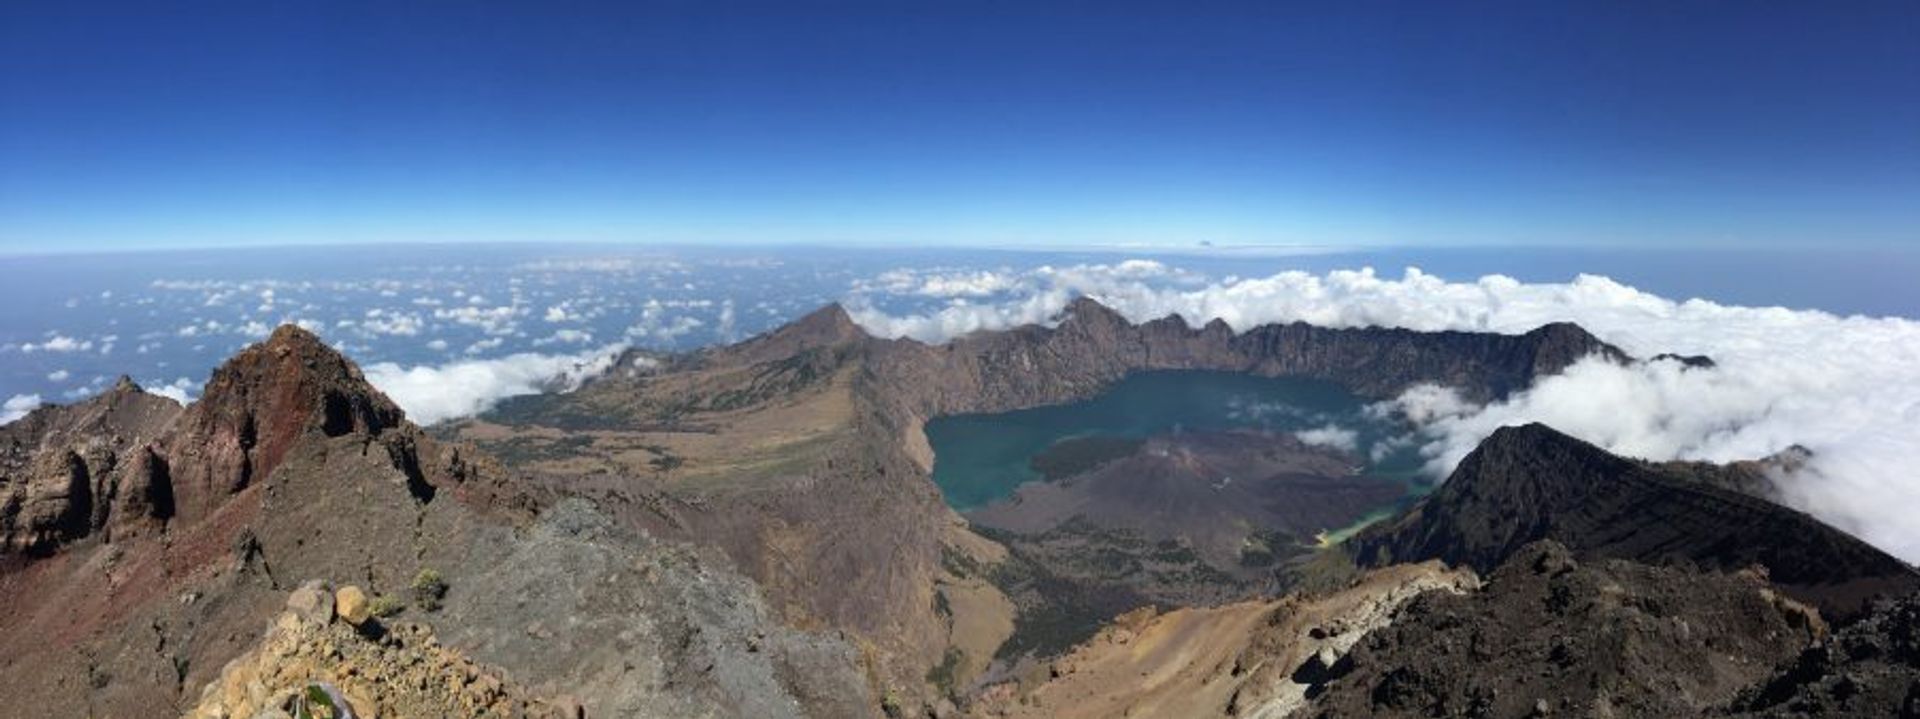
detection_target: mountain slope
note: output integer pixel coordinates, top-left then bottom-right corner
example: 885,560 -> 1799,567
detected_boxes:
1349,423 -> 1920,620
0,326 -> 873,719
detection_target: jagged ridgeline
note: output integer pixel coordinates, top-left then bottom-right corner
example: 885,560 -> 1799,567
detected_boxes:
2,301 -> 1916,718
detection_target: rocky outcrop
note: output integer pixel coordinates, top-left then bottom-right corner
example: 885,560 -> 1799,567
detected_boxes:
0,377 -> 182,554
1,328 -> 529,561
1733,589 -> 1920,717
188,580 -> 574,719
1306,541 -> 1826,717
1349,423 -> 1920,621
162,325 -> 410,524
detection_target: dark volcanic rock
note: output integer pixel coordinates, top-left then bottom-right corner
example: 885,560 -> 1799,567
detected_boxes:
1306,541 -> 1824,718
1732,590 -> 1920,717
1350,423 -> 1920,621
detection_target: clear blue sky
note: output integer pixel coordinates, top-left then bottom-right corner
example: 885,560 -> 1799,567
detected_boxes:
2,1 -> 1916,253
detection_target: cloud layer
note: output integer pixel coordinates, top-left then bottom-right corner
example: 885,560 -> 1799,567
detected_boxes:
845,263 -> 1920,561
362,345 -> 628,425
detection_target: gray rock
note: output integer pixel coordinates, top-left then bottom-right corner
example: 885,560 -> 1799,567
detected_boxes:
285,580 -> 334,626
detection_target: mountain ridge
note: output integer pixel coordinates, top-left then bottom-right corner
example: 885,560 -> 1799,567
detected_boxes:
1349,422 -> 1920,620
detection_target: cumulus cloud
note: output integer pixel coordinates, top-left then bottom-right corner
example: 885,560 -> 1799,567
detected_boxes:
1,394 -> 42,424
1295,424 -> 1360,453
144,377 -> 199,404
362,345 -> 628,425
624,299 -> 707,343
434,305 -> 523,336
360,309 -> 426,336
847,263 -> 1920,561
46,369 -> 70,382
22,335 -> 92,353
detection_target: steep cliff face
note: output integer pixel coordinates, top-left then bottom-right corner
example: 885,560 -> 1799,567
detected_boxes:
0,377 -> 183,554
1349,423 -> 1920,621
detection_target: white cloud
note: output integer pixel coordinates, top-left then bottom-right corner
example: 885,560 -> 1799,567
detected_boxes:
463,337 -> 504,355
533,329 -> 593,346
363,344 -> 630,425
22,335 -> 92,353
717,299 -> 737,339
46,369 -> 70,382
360,309 -> 426,337
425,339 -> 449,352
847,263 -> 1920,562
624,299 -> 706,342
1,394 -> 42,424
1294,424 -> 1360,453
144,377 -> 199,404
434,305 -> 522,336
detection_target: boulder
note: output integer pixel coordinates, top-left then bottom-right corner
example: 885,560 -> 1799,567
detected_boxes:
336,586 -> 371,626
287,580 -> 335,626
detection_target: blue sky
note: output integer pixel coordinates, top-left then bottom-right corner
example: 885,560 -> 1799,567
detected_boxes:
2,1 -> 1916,253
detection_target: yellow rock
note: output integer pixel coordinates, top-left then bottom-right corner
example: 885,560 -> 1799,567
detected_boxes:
336,585 -> 373,625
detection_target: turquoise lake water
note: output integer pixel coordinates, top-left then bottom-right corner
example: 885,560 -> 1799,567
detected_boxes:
925,370 -> 1425,511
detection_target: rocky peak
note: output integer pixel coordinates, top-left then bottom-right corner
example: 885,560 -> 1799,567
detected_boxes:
107,375 -> 142,396
1058,295 -> 1129,328
162,324 -> 408,523
711,302 -> 869,367
793,302 -> 864,340
1521,321 -> 1631,372
194,324 -> 404,438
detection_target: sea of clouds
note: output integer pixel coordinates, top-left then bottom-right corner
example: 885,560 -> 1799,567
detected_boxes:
846,261 -> 1920,561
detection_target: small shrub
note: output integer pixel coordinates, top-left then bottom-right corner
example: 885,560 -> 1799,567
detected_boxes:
369,594 -> 406,618
297,683 -> 344,719
411,568 -> 448,612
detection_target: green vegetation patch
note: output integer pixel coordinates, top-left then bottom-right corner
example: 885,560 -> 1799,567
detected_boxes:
925,647 -> 965,697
